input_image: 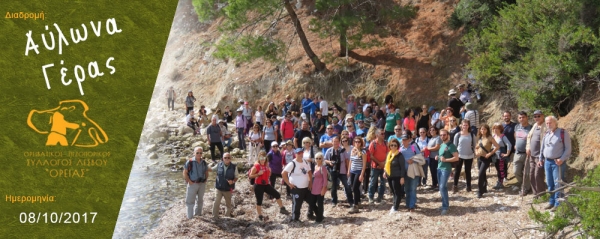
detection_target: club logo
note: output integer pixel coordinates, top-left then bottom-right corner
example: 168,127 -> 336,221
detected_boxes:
27,99 -> 108,147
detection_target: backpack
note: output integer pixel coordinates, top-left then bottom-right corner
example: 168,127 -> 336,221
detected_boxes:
248,165 -> 256,185
289,159 -> 308,174
416,137 -> 430,158
409,142 -> 419,152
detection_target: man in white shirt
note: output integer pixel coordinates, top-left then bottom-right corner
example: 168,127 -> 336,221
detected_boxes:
319,96 -> 328,117
282,149 -> 312,222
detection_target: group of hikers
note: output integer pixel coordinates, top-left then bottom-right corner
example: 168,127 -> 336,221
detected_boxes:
180,83 -> 572,223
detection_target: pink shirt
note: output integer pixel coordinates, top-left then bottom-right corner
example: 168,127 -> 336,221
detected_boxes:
403,117 -> 416,132
311,165 -> 328,195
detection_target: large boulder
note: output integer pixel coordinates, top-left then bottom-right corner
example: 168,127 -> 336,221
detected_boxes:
182,141 -> 191,147
145,144 -> 158,153
179,126 -> 194,135
148,152 -> 159,159
181,149 -> 193,156
231,138 -> 240,149
192,141 -> 203,148
148,130 -> 168,139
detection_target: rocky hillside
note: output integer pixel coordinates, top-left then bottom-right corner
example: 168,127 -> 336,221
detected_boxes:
135,0 -> 600,237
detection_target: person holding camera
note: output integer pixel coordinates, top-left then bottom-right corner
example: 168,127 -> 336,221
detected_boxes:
324,137 -> 352,208
249,150 -> 290,221
183,147 -> 209,219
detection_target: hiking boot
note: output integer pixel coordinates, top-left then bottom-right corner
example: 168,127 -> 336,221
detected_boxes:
550,206 -> 558,212
368,198 -> 374,204
307,214 -> 316,220
349,205 -> 359,214
258,215 -> 265,221
279,207 -> 290,215
441,209 -> 448,215
493,181 -> 503,190
466,186 -> 472,192
452,185 -> 458,194
376,197 -> 383,204
477,193 -> 482,199
544,204 -> 554,210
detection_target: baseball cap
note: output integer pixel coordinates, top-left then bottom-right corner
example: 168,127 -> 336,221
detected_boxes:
400,134 -> 409,140
533,110 -> 543,115
301,113 -> 307,119
428,106 -> 435,113
271,141 -> 279,147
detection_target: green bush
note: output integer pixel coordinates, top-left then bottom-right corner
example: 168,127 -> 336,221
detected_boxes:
462,0 -> 600,114
529,166 -> 600,237
449,0 -> 506,29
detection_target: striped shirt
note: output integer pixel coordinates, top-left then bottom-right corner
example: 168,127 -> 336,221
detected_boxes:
349,147 -> 365,173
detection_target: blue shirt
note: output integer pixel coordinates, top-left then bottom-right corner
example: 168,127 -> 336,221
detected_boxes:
302,101 -> 318,115
301,98 -> 313,114
320,134 -> 336,155
400,142 -> 421,173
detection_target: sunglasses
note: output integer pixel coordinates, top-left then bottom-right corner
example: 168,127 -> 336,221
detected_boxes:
195,152 -> 202,154
420,131 -> 426,133
303,142 -> 310,144
327,128 -> 333,130
534,115 -> 541,118
450,120 -> 456,122
272,146 -> 279,148
394,129 -> 401,131
223,157 -> 231,159
316,157 -> 323,160
342,140 -> 348,142
389,144 -> 398,148
347,126 -> 353,128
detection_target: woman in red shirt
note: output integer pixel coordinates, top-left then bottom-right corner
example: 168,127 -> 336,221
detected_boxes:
403,108 -> 416,137
249,151 -> 290,221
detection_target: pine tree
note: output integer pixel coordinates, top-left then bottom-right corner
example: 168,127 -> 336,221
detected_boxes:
310,0 -> 416,57
193,0 -> 326,71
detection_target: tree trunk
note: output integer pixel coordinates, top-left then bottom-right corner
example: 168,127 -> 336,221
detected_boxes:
338,4 -> 349,57
283,0 -> 327,72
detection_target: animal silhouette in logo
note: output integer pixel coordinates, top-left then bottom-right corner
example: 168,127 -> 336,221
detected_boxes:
27,100 -> 108,147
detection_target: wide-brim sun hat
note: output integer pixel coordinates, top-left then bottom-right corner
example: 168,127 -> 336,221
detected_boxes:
448,89 -> 457,96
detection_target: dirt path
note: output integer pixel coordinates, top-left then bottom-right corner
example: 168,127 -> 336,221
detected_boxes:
144,163 -> 547,238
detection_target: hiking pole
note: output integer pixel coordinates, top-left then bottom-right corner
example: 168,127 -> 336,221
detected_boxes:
557,161 -> 563,203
